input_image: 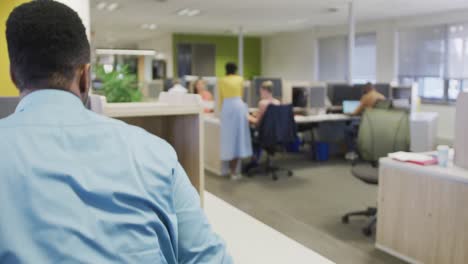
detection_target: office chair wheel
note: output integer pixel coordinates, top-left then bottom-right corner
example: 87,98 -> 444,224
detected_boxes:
341,215 -> 350,224
362,227 -> 372,237
272,174 -> 279,181
287,171 -> 293,177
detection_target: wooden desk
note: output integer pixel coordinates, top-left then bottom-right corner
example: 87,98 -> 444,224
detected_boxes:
204,192 -> 335,264
103,102 -> 204,201
377,158 -> 468,264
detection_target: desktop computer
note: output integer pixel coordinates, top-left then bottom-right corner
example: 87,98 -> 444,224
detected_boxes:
329,84 -> 362,106
292,87 -> 309,108
0,97 -> 20,119
374,83 -> 391,98
309,86 -> 326,109
342,100 -> 360,114
392,86 -> 412,100
202,76 -> 217,95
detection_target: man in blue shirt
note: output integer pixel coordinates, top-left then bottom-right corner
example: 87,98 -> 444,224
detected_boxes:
0,1 -> 232,263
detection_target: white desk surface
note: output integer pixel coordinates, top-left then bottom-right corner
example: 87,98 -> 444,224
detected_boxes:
205,192 -> 334,264
203,113 -> 356,125
294,114 -> 357,124
380,157 -> 468,184
103,102 -> 201,118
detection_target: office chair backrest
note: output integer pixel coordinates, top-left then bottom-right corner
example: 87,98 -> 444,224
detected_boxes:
258,104 -> 297,148
374,100 -> 392,110
358,108 -> 410,162
0,97 -> 20,119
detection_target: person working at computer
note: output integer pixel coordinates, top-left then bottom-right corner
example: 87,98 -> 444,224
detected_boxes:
243,81 -> 281,172
351,82 -> 386,115
168,79 -> 188,93
248,80 -> 281,125
218,62 -> 252,180
0,2 -> 232,263
193,79 -> 214,113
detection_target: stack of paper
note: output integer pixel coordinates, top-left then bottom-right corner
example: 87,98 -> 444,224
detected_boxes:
388,152 -> 438,166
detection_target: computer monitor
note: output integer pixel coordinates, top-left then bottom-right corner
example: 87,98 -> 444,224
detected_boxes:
0,97 -> 20,119
375,83 -> 391,98
251,77 -> 282,106
202,76 -> 217,95
163,78 -> 173,92
342,100 -> 360,114
309,86 -> 326,109
392,86 -> 412,100
292,87 -> 308,108
329,84 -> 362,106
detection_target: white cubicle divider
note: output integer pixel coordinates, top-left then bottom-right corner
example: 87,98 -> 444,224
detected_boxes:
159,91 -> 203,106
410,112 -> 438,152
455,91 -> 468,170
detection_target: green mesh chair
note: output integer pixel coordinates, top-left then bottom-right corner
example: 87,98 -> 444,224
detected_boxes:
342,108 -> 410,236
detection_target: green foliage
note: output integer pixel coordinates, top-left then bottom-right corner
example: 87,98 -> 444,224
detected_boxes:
94,65 -> 143,103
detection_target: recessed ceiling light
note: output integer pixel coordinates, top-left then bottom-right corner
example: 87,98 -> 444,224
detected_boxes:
177,8 -> 190,16
141,24 -> 158,30
187,9 -> 201,16
177,8 -> 201,17
96,2 -> 107,10
107,2 -> 119,11
288,18 -> 308,25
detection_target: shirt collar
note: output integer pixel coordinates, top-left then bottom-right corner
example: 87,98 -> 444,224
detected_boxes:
15,89 -> 85,113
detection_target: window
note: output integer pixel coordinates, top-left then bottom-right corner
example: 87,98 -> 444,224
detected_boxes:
353,33 -> 377,83
318,33 -> 376,83
398,23 -> 468,103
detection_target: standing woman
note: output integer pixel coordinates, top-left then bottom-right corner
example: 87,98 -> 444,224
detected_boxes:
218,62 -> 252,180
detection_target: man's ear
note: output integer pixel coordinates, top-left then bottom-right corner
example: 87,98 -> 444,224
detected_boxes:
79,64 -> 91,97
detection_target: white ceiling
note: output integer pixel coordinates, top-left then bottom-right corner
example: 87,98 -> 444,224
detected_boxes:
90,0 -> 468,47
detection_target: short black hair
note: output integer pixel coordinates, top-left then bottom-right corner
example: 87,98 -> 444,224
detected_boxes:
6,0 -> 91,91
225,62 -> 237,75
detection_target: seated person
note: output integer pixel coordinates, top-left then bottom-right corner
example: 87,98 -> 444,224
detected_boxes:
168,79 -> 188,93
248,81 -> 280,125
0,1 -> 232,263
193,79 -> 214,113
244,81 -> 280,172
351,82 -> 386,116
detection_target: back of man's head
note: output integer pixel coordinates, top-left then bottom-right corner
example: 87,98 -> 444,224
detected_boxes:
363,82 -> 375,93
6,0 -> 90,92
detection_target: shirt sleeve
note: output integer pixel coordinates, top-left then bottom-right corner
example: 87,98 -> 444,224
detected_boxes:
172,163 -> 233,264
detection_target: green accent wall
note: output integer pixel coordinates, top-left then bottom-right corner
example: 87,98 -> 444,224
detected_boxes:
172,34 -> 261,80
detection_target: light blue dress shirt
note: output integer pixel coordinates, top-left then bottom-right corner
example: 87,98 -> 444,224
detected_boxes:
0,89 -> 232,264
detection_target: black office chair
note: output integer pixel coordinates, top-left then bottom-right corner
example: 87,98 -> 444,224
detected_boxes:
342,108 -> 410,236
247,104 -> 297,181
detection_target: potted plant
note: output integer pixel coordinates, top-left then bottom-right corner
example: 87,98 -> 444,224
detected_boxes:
94,64 -> 143,103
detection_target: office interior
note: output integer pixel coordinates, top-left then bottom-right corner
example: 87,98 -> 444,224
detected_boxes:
1,0 -> 468,263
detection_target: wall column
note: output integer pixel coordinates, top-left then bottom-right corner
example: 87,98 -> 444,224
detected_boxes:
347,0 -> 355,84
238,26 -> 244,77
55,0 -> 91,39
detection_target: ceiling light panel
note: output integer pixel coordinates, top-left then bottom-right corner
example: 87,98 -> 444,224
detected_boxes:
107,2 -> 119,11
177,8 -> 201,17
